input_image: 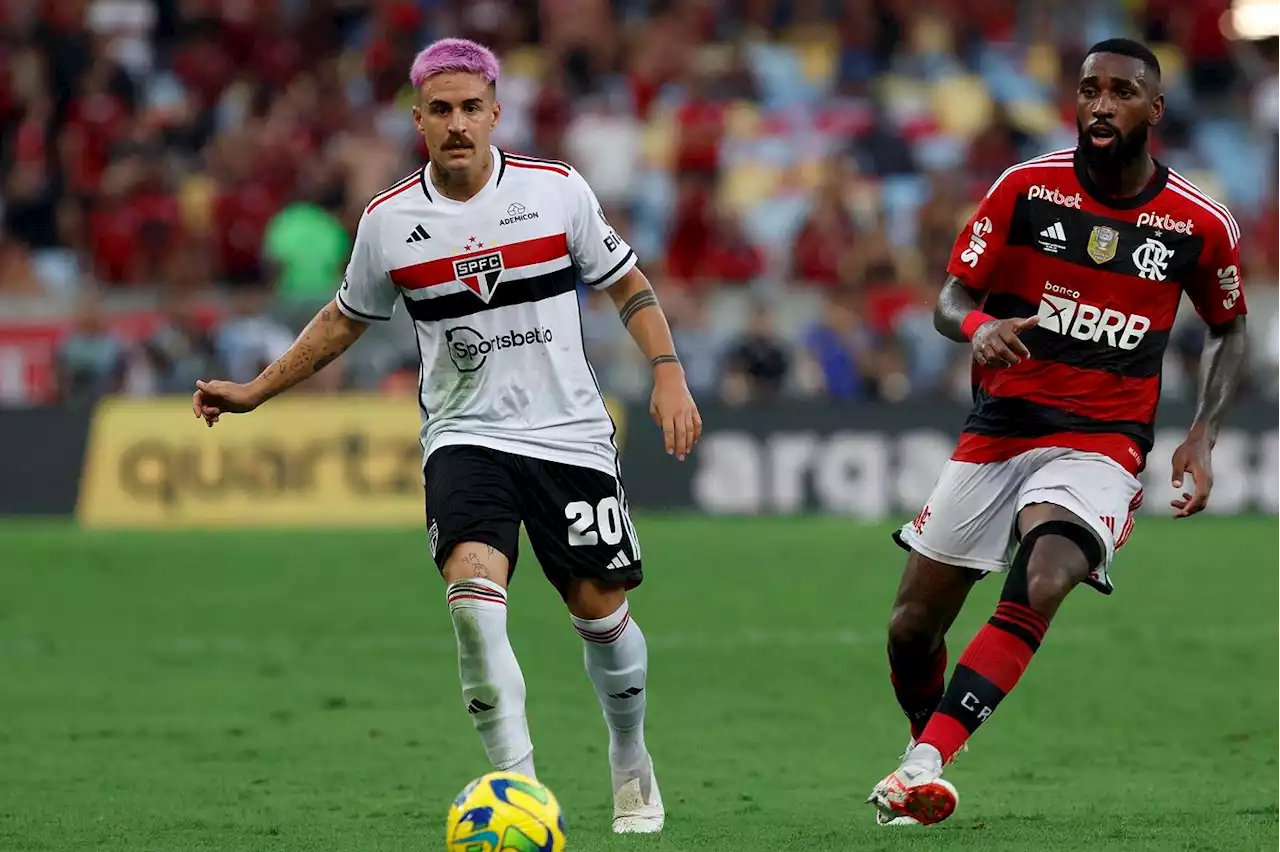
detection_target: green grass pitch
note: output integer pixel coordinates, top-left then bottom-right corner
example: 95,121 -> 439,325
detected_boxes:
1,516 -> 1276,851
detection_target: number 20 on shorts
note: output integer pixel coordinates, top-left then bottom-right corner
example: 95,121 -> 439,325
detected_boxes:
565,497 -> 625,546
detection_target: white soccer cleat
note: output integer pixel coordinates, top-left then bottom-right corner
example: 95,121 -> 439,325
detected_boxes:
873,739 -> 926,826
611,759 -> 664,834
903,736 -> 968,764
876,810 -> 922,826
872,738 -> 959,826
867,745 -> 959,826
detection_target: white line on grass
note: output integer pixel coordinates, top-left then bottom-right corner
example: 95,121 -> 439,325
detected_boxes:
1,623 -> 1274,656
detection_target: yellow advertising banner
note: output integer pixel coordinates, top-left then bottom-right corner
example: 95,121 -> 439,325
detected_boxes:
77,394 -> 627,529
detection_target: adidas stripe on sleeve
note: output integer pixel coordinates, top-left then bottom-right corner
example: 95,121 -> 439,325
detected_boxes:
335,207 -> 398,322
564,168 -> 637,290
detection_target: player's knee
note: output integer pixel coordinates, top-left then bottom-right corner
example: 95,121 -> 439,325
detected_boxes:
1006,521 -> 1102,618
442,541 -> 511,587
887,600 -> 944,653
565,578 -> 627,620
1023,565 -> 1076,617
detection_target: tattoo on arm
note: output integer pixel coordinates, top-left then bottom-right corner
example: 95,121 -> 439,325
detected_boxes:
1193,316 -> 1248,439
619,290 -> 659,326
254,302 -> 359,393
650,354 -> 679,367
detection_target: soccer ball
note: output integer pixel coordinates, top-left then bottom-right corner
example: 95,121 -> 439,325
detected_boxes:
446,771 -> 567,851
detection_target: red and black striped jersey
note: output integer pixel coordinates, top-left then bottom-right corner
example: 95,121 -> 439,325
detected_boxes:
946,148 -> 1246,474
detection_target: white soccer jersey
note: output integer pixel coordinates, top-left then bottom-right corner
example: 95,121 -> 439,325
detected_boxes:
335,146 -> 637,477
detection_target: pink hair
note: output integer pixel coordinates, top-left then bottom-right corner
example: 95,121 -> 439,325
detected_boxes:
409,38 -> 500,89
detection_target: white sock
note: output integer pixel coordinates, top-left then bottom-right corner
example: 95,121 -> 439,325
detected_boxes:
572,599 -> 650,773
447,579 -> 536,779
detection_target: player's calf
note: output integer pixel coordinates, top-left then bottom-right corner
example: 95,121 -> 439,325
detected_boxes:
443,542 -> 536,779
567,579 -> 663,833
910,513 -> 1102,765
886,554 -> 980,739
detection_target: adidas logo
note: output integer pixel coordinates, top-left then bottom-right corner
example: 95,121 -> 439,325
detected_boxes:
608,686 -> 644,700
466,698 -> 495,715
405,224 -> 430,243
606,550 -> 632,571
1040,222 -> 1066,241
1038,221 -> 1067,253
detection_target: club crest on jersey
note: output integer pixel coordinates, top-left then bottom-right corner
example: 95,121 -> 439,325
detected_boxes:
1132,237 -> 1174,281
1086,225 -> 1119,264
453,251 -> 505,302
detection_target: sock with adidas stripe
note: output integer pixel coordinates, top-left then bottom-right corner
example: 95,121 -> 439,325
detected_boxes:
447,578 -> 536,779
572,599 -> 650,772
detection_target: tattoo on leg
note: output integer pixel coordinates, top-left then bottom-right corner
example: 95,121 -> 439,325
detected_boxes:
313,353 -> 338,373
618,290 -> 659,326
460,551 -> 491,579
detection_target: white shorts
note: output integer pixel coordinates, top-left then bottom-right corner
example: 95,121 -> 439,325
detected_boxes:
894,448 -> 1144,594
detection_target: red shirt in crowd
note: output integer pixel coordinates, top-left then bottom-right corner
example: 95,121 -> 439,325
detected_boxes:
89,190 -> 182,283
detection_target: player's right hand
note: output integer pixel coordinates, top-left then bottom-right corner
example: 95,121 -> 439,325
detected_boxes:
972,316 -> 1039,369
192,380 -> 263,427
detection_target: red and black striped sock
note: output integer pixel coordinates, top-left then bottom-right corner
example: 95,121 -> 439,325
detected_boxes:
917,602 -> 1049,762
889,642 -> 948,740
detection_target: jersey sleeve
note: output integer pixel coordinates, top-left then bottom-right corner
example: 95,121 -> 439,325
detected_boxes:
1183,218 -> 1247,330
564,168 -> 637,290
945,176 -> 1019,291
334,208 -> 397,322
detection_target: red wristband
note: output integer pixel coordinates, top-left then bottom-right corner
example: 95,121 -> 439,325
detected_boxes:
961,311 -> 997,341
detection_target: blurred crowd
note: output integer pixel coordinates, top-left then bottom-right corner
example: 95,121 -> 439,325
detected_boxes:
1,0 -> 1277,407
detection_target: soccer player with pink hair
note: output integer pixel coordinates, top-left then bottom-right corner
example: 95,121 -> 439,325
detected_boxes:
193,37 -> 697,834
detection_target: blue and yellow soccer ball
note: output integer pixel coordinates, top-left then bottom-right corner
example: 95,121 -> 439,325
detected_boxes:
446,771 -> 567,851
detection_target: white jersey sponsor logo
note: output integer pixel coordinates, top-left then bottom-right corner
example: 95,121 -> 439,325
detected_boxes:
1027,185 -> 1083,209
960,217 -> 993,268
1218,264 -> 1242,310
1136,211 -> 1194,234
500,202 -> 539,226
1037,283 -> 1151,350
446,325 -> 553,372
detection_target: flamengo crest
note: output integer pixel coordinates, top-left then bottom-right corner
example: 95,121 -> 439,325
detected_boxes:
1132,237 -> 1174,281
454,251 -> 505,302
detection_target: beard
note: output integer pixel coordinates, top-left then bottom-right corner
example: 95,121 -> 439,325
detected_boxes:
1076,120 -> 1149,175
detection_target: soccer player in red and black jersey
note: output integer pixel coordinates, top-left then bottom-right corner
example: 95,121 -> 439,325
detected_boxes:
867,39 -> 1249,826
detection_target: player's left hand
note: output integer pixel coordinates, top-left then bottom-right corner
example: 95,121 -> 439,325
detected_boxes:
650,364 -> 702,461
1170,431 -> 1214,518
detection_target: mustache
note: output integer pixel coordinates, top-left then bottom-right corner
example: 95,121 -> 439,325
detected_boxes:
1089,119 -> 1119,135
